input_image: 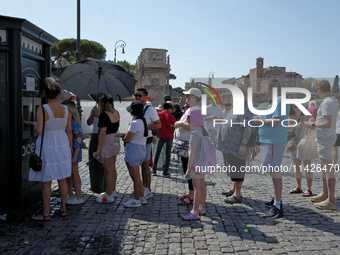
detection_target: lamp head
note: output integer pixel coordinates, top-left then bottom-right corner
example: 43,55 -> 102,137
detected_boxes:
121,47 -> 125,54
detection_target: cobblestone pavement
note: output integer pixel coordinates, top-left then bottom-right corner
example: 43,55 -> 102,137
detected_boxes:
0,138 -> 339,254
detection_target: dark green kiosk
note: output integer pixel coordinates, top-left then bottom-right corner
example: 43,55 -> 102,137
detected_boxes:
0,15 -> 57,210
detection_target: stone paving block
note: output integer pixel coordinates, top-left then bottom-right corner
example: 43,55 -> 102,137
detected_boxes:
0,138 -> 339,254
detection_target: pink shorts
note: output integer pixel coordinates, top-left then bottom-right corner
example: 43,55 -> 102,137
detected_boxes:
100,133 -> 120,158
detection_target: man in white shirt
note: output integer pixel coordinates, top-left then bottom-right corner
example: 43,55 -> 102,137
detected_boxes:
135,88 -> 161,199
306,80 -> 338,210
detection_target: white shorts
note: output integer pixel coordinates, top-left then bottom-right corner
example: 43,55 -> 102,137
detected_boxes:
317,135 -> 336,160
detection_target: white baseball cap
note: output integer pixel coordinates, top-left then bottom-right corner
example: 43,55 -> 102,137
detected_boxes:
183,88 -> 202,98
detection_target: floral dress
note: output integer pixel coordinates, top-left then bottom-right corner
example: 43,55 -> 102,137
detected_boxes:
72,121 -> 83,163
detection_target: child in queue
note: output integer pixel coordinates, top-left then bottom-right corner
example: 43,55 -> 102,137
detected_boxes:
123,101 -> 148,207
64,101 -> 84,204
182,107 -> 216,220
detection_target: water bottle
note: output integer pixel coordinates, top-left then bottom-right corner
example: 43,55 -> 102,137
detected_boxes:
93,152 -> 104,164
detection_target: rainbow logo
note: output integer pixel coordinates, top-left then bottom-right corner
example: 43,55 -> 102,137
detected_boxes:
198,82 -> 223,106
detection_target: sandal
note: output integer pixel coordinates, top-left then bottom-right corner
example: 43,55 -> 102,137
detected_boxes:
32,214 -> 51,221
177,196 -> 193,205
181,210 -> 199,220
289,187 -> 303,194
179,195 -> 189,201
302,189 -> 312,197
54,209 -> 68,217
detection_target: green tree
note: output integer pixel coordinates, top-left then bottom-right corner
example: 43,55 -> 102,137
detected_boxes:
169,73 -> 177,80
172,87 -> 184,94
52,38 -> 106,67
117,60 -> 135,76
302,77 -> 318,92
332,75 -> 339,94
302,78 -> 312,91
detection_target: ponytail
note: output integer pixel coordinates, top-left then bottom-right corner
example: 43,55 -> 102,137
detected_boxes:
136,116 -> 148,137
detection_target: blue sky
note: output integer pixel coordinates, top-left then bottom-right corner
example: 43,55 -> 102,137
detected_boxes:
2,0 -> 340,88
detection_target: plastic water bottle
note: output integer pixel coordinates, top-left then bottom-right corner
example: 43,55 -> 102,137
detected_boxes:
93,152 -> 104,164
115,137 -> 120,145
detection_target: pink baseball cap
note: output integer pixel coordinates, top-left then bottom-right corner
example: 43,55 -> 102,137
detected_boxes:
184,107 -> 204,127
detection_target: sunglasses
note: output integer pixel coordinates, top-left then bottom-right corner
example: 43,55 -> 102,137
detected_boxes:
134,94 -> 142,98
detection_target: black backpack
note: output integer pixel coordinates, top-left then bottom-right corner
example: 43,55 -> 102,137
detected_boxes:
246,127 -> 260,147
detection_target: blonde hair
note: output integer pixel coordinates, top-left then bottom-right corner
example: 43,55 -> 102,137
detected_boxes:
44,77 -> 61,99
98,93 -> 115,113
65,101 -> 81,124
315,80 -> 331,92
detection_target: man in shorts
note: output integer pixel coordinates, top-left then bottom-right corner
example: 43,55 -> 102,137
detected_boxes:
135,88 -> 161,199
258,79 -> 290,218
306,80 -> 338,210
332,98 -> 340,166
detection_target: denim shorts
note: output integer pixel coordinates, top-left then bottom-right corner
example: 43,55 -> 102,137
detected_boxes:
125,143 -> 146,167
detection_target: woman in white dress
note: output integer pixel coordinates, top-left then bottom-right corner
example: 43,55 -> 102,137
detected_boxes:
29,78 -> 72,221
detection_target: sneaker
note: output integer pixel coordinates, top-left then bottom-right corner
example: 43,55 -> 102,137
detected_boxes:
56,194 -> 74,203
144,190 -> 153,200
163,172 -> 171,177
66,196 -> 84,205
96,192 -> 115,203
124,198 -> 142,207
112,190 -> 118,198
181,210 -> 199,220
310,193 -> 327,203
264,197 -> 274,208
224,195 -> 243,204
198,207 -> 206,215
140,196 -> 147,205
222,190 -> 234,197
264,204 -> 284,219
314,199 -> 337,210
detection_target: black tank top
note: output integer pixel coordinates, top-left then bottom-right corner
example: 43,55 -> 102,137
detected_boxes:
98,111 -> 120,134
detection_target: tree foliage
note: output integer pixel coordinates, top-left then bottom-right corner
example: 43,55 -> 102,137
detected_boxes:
302,77 -> 318,92
172,86 -> 184,94
169,73 -> 177,80
332,75 -> 339,94
52,38 -> 106,67
117,60 -> 135,76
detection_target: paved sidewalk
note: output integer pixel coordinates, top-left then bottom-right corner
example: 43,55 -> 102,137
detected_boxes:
0,138 -> 339,254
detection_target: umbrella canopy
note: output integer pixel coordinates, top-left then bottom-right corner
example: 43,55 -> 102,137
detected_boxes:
60,58 -> 136,100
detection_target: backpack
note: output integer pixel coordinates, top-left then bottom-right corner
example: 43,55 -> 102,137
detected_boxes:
144,105 -> 159,136
246,127 -> 260,147
193,129 -> 217,174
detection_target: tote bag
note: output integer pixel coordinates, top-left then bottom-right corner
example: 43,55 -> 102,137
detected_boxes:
296,128 -> 318,161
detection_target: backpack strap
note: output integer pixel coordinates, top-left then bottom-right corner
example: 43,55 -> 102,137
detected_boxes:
143,105 -> 151,114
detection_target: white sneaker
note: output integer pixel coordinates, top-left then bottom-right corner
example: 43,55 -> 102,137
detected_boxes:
66,196 -> 84,205
140,196 -> 147,205
56,194 -> 74,203
124,198 -> 141,207
145,191 -> 153,199
96,192 -> 115,203
144,188 -> 153,200
112,190 -> 118,198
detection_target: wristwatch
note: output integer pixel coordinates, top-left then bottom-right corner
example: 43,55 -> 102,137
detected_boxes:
241,143 -> 246,147
312,123 -> 315,128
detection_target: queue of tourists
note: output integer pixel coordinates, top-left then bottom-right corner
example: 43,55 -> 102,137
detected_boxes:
27,77 -> 338,221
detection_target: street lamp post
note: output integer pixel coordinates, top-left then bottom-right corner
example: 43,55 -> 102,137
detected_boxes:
114,40 -> 126,63
209,71 -> 214,86
75,0 -> 82,62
